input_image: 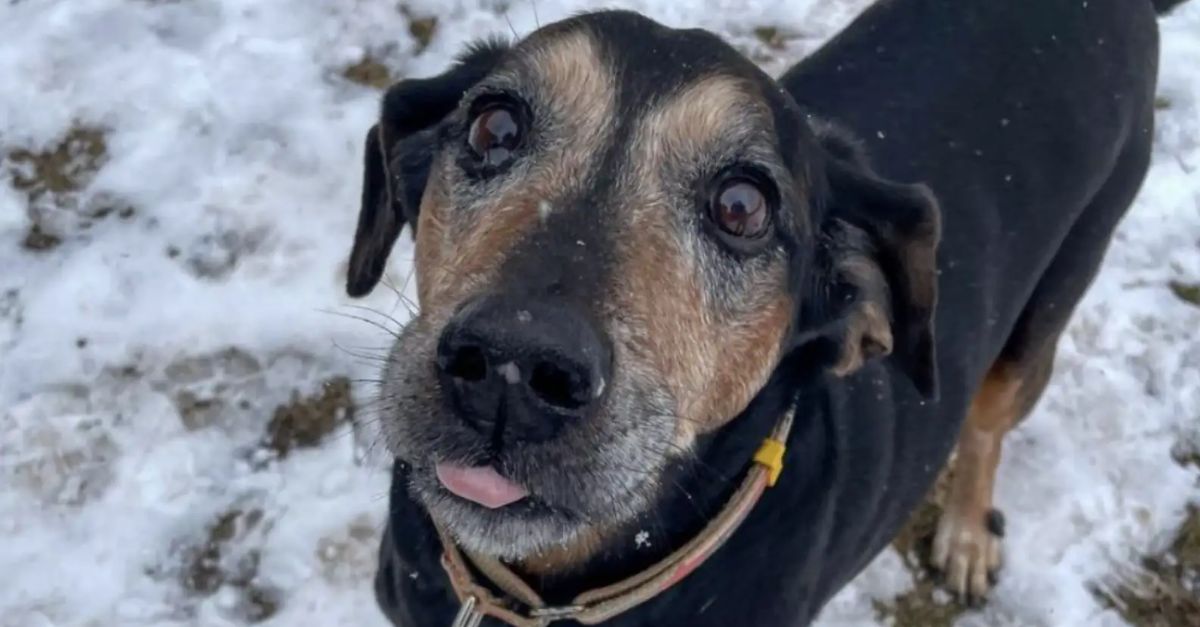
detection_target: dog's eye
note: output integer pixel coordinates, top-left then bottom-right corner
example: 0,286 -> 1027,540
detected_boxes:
467,104 -> 522,168
710,178 -> 770,238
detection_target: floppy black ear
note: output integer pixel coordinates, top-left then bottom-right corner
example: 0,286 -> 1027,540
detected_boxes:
802,130 -> 941,399
346,40 -> 509,297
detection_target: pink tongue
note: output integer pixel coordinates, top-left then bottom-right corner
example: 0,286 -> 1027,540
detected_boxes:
435,463 -> 529,509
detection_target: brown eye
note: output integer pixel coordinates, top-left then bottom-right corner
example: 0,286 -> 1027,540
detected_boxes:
467,104 -> 522,168
710,179 -> 770,238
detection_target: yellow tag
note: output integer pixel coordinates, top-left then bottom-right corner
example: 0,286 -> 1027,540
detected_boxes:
753,438 -> 786,487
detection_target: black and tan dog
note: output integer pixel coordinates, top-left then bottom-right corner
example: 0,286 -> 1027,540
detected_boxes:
345,0 -> 1186,624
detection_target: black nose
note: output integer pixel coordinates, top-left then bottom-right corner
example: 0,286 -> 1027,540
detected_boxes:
435,295 -> 612,443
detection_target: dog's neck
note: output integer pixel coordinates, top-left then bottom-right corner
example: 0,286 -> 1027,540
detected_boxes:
505,442 -> 752,603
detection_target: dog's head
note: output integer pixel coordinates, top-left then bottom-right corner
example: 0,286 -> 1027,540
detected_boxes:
348,11 -> 939,563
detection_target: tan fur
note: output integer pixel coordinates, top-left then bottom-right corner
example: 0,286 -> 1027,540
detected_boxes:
518,527 -> 606,577
694,292 -> 792,434
830,254 -> 894,377
613,217 -> 711,438
831,301 -> 893,377
413,165 -> 453,310
414,29 -> 616,316
633,74 -> 769,182
521,29 -> 613,149
617,74 -> 793,445
506,27 -> 616,205
932,362 -> 1023,600
949,364 -> 1020,512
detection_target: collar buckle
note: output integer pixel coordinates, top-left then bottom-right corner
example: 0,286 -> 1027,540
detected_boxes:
451,596 -> 485,627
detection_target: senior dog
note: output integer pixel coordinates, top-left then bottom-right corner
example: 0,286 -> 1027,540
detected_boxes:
346,0 -> 1186,624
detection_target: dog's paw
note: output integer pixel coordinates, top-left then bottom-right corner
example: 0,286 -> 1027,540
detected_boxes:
930,507 -> 1004,605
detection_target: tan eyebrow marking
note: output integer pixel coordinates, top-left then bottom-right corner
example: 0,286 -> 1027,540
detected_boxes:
630,74 -> 772,187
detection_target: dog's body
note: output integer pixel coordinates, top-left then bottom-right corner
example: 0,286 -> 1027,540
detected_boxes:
781,0 -> 1164,601
352,1 -> 1177,625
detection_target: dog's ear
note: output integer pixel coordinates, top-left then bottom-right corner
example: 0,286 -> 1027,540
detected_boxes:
346,40 -> 509,297
798,128 -> 941,399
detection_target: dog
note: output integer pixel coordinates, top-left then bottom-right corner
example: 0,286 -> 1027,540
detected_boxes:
346,0 -> 1185,624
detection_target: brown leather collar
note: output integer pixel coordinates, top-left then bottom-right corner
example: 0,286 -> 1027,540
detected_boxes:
439,410 -> 795,627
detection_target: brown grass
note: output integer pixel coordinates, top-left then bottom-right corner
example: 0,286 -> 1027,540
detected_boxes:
180,507 -> 279,623
1091,505 -> 1200,627
342,58 -> 392,89
1169,280 -> 1200,307
8,126 -> 107,198
6,125 -> 109,251
752,26 -> 788,50
263,376 -> 354,457
875,468 -> 971,627
400,5 -> 438,54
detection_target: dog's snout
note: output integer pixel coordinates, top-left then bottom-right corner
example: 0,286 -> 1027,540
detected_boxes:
436,296 -> 611,443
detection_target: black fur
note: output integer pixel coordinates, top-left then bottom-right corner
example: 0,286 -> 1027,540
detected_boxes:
359,0 -> 1175,624
1154,0 -> 1190,14
347,40 -> 510,297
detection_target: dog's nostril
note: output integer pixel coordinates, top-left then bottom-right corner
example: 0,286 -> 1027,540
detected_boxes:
529,360 -> 590,410
445,345 -> 488,382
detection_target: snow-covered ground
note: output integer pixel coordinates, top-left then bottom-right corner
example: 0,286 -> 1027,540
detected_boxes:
1,1 -> 1197,625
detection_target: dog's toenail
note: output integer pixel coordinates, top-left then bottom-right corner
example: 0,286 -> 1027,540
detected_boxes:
986,508 -> 1006,537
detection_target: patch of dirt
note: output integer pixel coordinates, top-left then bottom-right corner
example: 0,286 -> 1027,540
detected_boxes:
1174,433 -> 1200,469
342,57 -> 392,89
22,224 -> 62,251
176,506 -> 280,624
1169,280 -> 1200,307
315,513 -> 379,584
891,464 -> 951,563
158,347 -> 265,432
174,390 -> 223,431
76,192 -> 138,230
8,429 -> 119,507
1092,505 -> 1200,627
166,346 -> 263,383
6,126 -> 111,250
876,468 -> 970,627
7,126 -> 107,199
752,26 -> 789,50
174,225 -> 270,281
873,583 -> 966,627
0,288 -> 20,317
182,508 -> 264,594
401,6 -> 438,54
0,288 -> 24,351
2,385 -> 120,507
5,126 -> 140,250
151,347 -> 367,461
264,376 -> 354,457
732,24 -> 808,72
1155,96 -> 1173,110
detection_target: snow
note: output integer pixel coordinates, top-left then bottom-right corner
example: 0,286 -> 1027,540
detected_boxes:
1,1 -> 1198,626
